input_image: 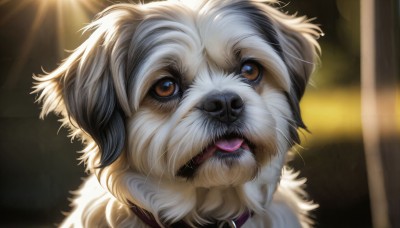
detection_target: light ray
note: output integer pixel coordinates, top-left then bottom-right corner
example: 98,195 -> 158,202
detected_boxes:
56,0 -> 66,58
56,0 -> 93,58
5,0 -> 104,88
0,0 -> 11,6
79,0 -> 106,14
6,1 -> 50,88
0,0 -> 32,26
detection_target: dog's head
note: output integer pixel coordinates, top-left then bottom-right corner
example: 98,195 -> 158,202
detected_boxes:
34,0 -> 320,188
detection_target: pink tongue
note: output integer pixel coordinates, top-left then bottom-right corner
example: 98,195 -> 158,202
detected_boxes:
195,138 -> 245,164
215,138 -> 244,152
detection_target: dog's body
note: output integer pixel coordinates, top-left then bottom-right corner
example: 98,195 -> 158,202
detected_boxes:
34,0 -> 321,227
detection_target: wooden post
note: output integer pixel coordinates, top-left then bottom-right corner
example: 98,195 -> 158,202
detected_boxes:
361,0 -> 400,227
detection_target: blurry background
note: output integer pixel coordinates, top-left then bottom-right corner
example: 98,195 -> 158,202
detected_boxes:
0,0 -> 398,227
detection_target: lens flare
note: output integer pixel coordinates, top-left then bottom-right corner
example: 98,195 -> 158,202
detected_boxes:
2,0 -> 105,88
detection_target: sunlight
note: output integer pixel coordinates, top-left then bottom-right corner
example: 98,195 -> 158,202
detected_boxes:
56,0 -> 93,57
4,0 -> 104,87
299,86 -> 400,146
0,0 -> 10,5
6,0 -> 50,88
52,0 -> 107,56
0,0 -> 31,26
300,87 -> 362,144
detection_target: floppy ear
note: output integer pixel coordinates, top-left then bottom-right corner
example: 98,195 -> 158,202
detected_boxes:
271,9 -> 321,125
273,12 -> 321,143
33,4 -> 142,168
243,1 -> 321,143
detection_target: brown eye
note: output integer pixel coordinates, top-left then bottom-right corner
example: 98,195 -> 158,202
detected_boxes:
240,62 -> 261,81
153,78 -> 179,98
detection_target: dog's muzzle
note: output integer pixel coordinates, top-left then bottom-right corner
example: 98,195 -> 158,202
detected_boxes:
176,91 -> 255,178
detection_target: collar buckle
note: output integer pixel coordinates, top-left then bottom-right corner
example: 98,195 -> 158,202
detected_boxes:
218,220 -> 237,228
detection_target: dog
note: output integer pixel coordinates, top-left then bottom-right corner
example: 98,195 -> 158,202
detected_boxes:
33,0 -> 321,227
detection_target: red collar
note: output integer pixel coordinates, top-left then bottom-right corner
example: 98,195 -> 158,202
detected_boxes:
130,204 -> 253,228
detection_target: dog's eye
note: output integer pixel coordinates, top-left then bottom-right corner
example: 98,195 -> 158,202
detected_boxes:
240,61 -> 261,81
152,78 -> 179,98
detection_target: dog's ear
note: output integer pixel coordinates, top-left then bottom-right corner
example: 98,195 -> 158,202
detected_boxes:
270,10 -> 321,128
242,1 -> 321,143
272,12 -> 321,143
33,5 -> 142,168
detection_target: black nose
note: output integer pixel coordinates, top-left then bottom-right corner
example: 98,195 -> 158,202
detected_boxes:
202,92 -> 244,123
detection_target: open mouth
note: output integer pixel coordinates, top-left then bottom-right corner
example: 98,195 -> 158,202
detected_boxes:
177,134 -> 254,178
194,137 -> 251,164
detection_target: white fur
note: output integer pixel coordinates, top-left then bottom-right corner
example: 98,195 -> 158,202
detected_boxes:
33,0 -> 321,227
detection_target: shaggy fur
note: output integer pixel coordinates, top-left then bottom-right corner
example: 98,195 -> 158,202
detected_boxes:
33,0 -> 321,227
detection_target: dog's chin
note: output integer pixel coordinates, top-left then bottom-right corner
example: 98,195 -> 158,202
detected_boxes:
177,135 -> 259,187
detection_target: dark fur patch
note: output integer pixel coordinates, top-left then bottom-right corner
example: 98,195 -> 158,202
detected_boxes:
63,68 -> 126,168
177,159 -> 198,179
223,1 -> 284,58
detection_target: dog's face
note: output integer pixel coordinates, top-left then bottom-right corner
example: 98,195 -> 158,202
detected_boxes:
34,0 -> 320,189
